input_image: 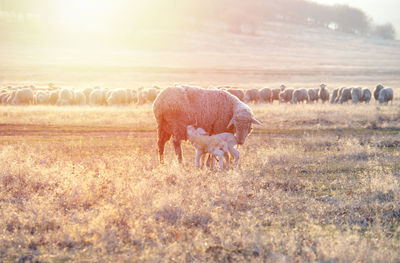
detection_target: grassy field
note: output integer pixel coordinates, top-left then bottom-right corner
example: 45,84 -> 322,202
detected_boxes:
1,102 -> 399,262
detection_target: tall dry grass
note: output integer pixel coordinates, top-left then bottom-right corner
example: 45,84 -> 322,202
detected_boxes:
0,103 -> 399,262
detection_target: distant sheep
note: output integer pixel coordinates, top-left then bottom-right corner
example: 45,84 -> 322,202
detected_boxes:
338,88 -> 352,104
361,88 -> 371,103
271,88 -> 281,103
374,84 -> 384,101
138,87 -> 159,105
244,89 -> 261,104
56,88 -> 73,105
35,91 -> 49,104
335,87 -> 346,103
279,88 -> 294,103
259,88 -> 271,103
89,88 -> 107,105
82,87 -> 94,104
11,88 -> 34,105
48,90 -> 59,105
291,89 -> 309,104
153,86 -> 261,163
107,88 -> 128,105
330,88 -> 339,104
226,89 -> 245,102
308,88 -> 319,103
351,87 -> 363,104
319,84 -> 330,103
73,91 -> 86,105
378,88 -> 393,105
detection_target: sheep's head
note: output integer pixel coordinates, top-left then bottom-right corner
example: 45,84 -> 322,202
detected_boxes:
227,111 -> 261,145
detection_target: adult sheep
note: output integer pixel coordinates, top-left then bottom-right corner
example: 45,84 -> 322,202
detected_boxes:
11,87 -> 34,105
153,86 -> 262,163
330,88 -> 339,104
107,88 -> 127,105
378,88 -> 393,105
308,88 -> 319,103
319,84 -> 330,103
56,88 -> 74,105
351,87 -> 363,104
35,91 -> 49,104
259,88 -> 271,103
361,88 -> 371,103
89,88 -> 107,105
338,88 -> 352,104
226,89 -> 245,102
244,89 -> 260,104
271,88 -> 281,103
291,89 -> 308,104
279,88 -> 294,103
374,84 -> 384,101
73,90 -> 86,105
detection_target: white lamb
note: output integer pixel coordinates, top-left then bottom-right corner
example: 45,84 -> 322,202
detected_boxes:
187,125 -> 239,169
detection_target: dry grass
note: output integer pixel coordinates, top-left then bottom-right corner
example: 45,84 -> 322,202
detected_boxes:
1,102 -> 400,262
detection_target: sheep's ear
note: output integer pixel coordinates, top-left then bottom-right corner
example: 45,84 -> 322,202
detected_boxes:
251,118 -> 262,126
227,118 -> 234,129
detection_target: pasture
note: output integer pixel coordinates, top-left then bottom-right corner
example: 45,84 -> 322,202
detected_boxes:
1,102 -> 399,262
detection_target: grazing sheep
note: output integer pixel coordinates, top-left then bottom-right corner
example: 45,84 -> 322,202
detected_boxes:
271,88 -> 281,103
153,85 -> 261,163
187,125 -> 229,169
319,84 -> 330,103
226,89 -> 245,101
330,88 -> 339,104
82,87 -> 94,104
308,88 -> 319,103
138,87 -> 159,105
291,89 -> 309,104
244,89 -> 261,104
351,87 -> 363,104
338,88 -> 352,104
374,84 -> 384,101
107,88 -> 128,105
35,91 -> 49,104
189,126 -> 240,167
89,88 -> 107,105
378,88 -> 393,105
279,88 -> 294,103
73,90 -> 86,105
259,88 -> 272,103
361,88 -> 371,103
11,87 -> 34,105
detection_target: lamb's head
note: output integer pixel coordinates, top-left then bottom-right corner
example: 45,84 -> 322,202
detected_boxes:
186,125 -> 196,140
227,107 -> 261,145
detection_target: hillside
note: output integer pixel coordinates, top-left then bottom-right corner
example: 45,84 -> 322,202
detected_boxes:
1,21 -> 400,89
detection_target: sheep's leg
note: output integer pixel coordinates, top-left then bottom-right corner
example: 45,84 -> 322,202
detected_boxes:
195,150 -> 203,168
173,138 -> 183,163
157,129 -> 171,164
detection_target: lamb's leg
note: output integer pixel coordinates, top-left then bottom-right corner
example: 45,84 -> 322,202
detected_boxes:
195,150 -> 203,168
215,150 -> 224,169
157,129 -> 171,164
223,152 -> 230,168
229,146 -> 240,166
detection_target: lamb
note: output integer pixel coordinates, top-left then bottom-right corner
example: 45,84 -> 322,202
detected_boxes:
153,85 -> 261,163
187,125 -> 231,169
226,89 -> 245,101
271,88 -> 281,103
374,84 -> 384,101
361,88 -> 371,103
338,88 -> 352,104
378,88 -> 393,105
351,87 -> 363,104
291,89 -> 309,104
330,88 -> 339,104
188,126 -> 240,167
279,88 -> 294,103
259,88 -> 272,103
308,88 -> 319,103
319,84 -> 330,103
244,89 -> 261,104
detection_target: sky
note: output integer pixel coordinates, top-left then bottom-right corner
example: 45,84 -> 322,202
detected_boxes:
312,0 -> 400,38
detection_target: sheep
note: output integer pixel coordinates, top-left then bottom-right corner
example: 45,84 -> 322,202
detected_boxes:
271,88 -> 281,103
226,89 -> 245,101
361,88 -> 371,103
291,89 -> 309,104
259,88 -> 272,103
48,90 -> 59,105
244,89 -> 261,104
107,88 -> 128,105
11,87 -> 34,105
280,84 -> 286,91
378,88 -> 393,105
138,87 -> 159,105
335,87 -> 346,103
89,88 -> 107,105
0,91 -> 11,104
338,88 -> 352,104
35,91 -> 49,104
319,84 -> 330,103
189,126 -> 240,167
153,85 -> 261,163
73,90 -> 86,105
374,84 -> 384,101
82,87 -> 94,104
187,125 -> 229,169
330,88 -> 339,104
308,88 -> 319,103
56,88 -> 74,105
279,88 -> 294,103
128,89 -> 138,104
351,87 -> 363,104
